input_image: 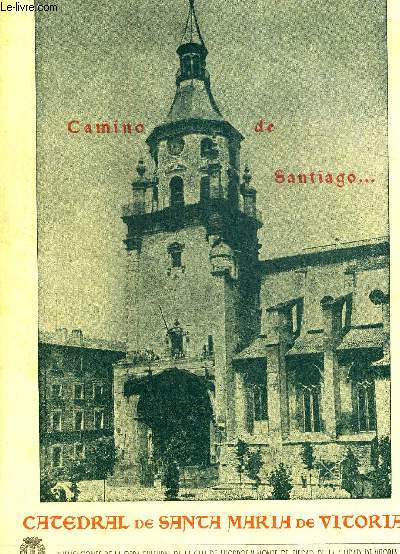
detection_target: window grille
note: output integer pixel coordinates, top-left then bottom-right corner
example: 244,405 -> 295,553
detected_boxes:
300,383 -> 321,432
252,383 -> 268,421
296,363 -> 322,433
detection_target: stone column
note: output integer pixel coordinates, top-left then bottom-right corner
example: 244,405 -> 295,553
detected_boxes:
380,298 -> 390,360
265,345 -> 283,445
287,365 -> 297,434
370,289 -> 390,439
113,368 -> 142,484
125,245 -> 141,352
210,273 -> 227,435
235,369 -> 249,437
320,297 -> 341,437
264,308 -> 289,444
278,310 -> 292,438
210,266 -> 239,442
137,419 -> 154,486
266,348 -> 291,442
209,422 -> 218,464
375,378 -> 390,438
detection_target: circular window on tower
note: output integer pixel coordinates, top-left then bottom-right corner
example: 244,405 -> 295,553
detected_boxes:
167,136 -> 185,156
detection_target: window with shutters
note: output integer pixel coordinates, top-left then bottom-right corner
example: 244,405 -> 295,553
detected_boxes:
52,445 -> 62,467
51,410 -> 62,431
51,383 -> 63,399
93,383 -> 104,401
74,383 -> 84,400
74,443 -> 85,459
74,410 -> 84,431
94,409 -> 105,430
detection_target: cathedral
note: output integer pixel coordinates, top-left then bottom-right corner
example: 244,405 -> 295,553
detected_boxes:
112,1 -> 390,498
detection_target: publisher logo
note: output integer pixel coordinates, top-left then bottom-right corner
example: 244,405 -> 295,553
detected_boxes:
20,537 -> 45,554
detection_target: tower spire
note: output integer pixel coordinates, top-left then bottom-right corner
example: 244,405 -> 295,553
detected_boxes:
180,0 -> 206,47
162,0 -> 224,121
148,0 -> 247,127
175,0 -> 209,87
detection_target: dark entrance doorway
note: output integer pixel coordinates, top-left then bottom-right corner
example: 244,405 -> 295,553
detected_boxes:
137,369 -> 212,471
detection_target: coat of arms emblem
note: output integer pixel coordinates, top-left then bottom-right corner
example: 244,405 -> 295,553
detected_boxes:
20,537 -> 45,554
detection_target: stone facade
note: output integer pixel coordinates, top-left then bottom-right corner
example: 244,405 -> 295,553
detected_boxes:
112,1 -> 390,498
39,329 -> 125,481
114,230 -> 389,497
223,239 -> 390,495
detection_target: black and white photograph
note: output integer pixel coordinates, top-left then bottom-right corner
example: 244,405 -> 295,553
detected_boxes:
36,0 -> 390,502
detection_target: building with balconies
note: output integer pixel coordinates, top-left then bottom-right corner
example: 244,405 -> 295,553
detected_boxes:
39,329 -> 125,481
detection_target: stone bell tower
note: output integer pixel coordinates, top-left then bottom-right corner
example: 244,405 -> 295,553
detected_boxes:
113,0 -> 262,487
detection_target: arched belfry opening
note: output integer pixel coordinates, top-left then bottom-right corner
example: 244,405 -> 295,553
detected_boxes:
200,137 -> 215,158
169,176 -> 185,209
200,175 -> 210,204
128,369 -> 213,473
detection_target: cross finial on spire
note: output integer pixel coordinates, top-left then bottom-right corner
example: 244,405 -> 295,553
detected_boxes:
180,0 -> 206,47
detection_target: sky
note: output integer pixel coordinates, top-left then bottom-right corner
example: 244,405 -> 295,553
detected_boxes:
36,0 -> 388,342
